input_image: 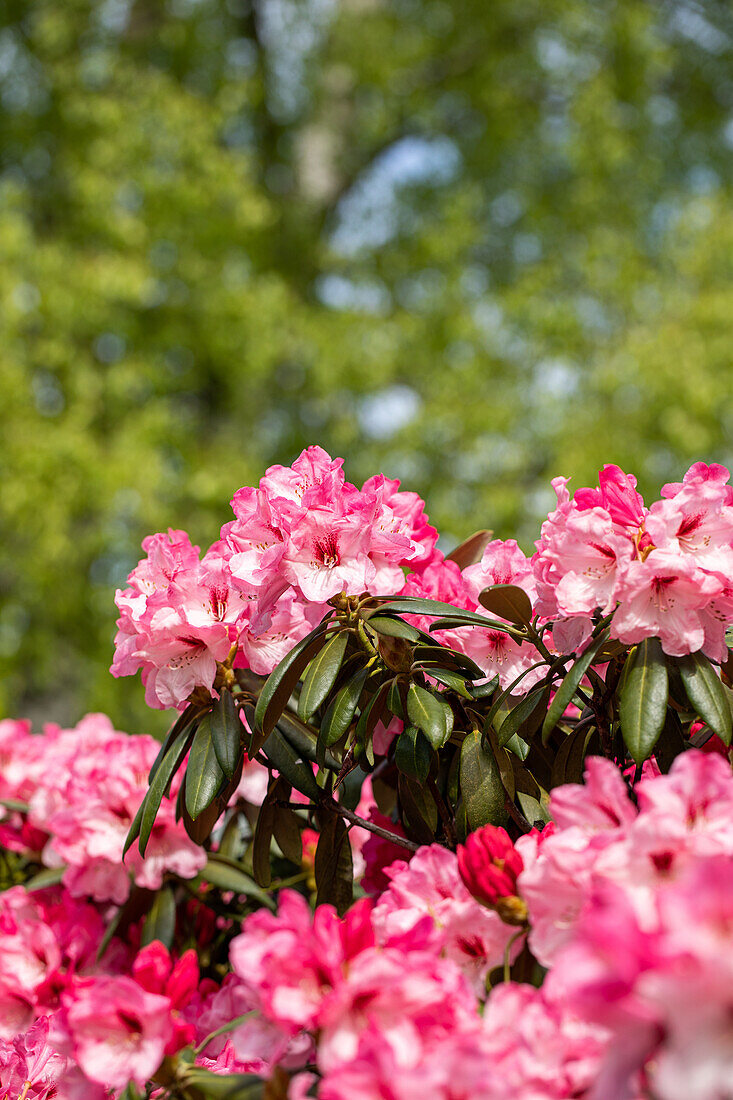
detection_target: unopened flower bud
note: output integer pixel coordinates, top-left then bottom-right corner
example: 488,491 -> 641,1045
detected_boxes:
457,825 -> 527,925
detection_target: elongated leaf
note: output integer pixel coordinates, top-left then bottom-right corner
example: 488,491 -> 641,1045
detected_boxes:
198,855 -> 274,908
425,667 -> 471,697
486,661 -> 550,731
483,720 -> 515,800
149,703 -> 202,783
676,651 -> 732,746
542,636 -> 606,743
0,798 -> 29,814
320,667 -> 369,749
398,774 -> 438,842
412,645 -> 486,680
478,583 -> 533,626
186,713 -> 225,820
315,811 -> 353,915
181,1068 -> 264,1099
460,728 -> 505,829
619,638 -> 669,765
550,725 -> 597,787
278,712 -> 341,773
252,799 -> 275,888
298,630 -> 349,721
446,529 -> 493,569
497,686 -> 549,746
141,885 -> 176,948
469,675 -> 499,699
211,691 -> 242,779
272,805 -> 304,864
367,616 -> 421,641
407,683 -> 453,749
379,598 -> 511,632
254,625 -> 330,737
262,728 -> 321,801
135,733 -> 191,857
25,866 -> 66,892
394,725 -> 433,783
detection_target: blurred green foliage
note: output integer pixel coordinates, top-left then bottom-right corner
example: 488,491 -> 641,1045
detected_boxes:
1,0 -> 732,731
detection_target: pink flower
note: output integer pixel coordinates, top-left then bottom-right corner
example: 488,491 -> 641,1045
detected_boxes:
646,478 -> 733,574
0,1017 -> 68,1100
372,844 -> 519,991
281,508 -> 377,602
132,942 -> 200,1054
457,825 -> 527,924
611,552 -> 723,656
58,975 -> 172,1090
574,464 -> 647,532
481,982 -> 614,1100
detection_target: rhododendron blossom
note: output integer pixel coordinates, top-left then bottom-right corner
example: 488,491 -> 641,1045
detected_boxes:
6,451 -> 733,1099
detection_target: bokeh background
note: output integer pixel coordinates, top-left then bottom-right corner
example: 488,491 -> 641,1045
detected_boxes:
1,0 -> 732,734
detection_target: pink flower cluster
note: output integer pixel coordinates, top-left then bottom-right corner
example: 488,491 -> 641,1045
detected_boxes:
0,714 -> 205,903
6,736 -> 733,1098
219,850 -> 616,1100
0,879 -> 213,1097
535,462 -> 733,658
515,750 -> 733,1098
112,446 -> 439,708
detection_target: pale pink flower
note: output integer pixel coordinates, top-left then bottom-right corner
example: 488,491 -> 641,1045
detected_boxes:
58,975 -> 172,1090
372,844 -> 519,991
611,552 -> 723,656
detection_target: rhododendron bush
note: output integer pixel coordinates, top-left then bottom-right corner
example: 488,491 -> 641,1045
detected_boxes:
3,448 -> 733,1100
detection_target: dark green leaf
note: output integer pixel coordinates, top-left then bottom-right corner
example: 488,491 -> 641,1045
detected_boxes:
478,583 -> 533,625
141,885 -> 176,949
469,675 -> 499,699
278,711 -> 341,772
398,773 -> 439,843
550,724 -> 597,787
412,644 -> 486,680
314,811 -> 353,915
394,724 -> 433,783
366,616 -> 421,641
262,728 -> 322,801
186,713 -> 226,820
135,732 -> 191,857
197,855 -> 274,908
619,638 -> 669,765
424,667 -> 471,697
254,625 -> 330,738
496,685 -> 549,746
407,682 -> 453,749
656,708 -> 687,774
272,805 -> 304,864
460,728 -> 505,829
676,651 -> 732,746
252,799 -> 275,888
379,598 -> 511,632
211,691 -> 242,779
149,703 -> 202,783
319,666 -> 368,757
354,680 -> 391,747
298,630 -> 349,721
542,636 -> 607,743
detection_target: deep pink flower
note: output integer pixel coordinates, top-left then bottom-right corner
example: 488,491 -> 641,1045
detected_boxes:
457,825 -> 526,924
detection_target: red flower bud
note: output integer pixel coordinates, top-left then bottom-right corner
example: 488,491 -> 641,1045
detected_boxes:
457,825 -> 527,925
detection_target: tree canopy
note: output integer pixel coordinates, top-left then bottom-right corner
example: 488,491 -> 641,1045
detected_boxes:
1,0 -> 732,729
